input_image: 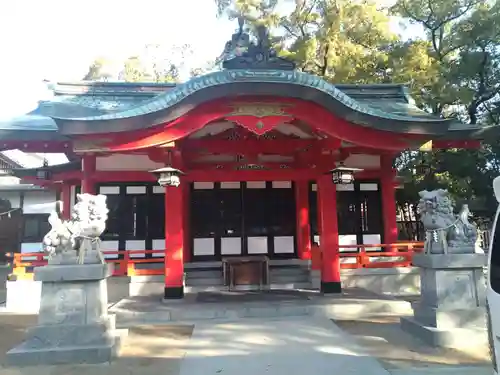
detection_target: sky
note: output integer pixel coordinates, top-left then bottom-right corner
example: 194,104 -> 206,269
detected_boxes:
0,0 -> 422,167
0,0 -> 234,82
0,0 -> 421,85
0,0 -> 235,117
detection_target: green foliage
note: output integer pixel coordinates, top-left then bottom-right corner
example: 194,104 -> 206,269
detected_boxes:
82,57 -> 114,81
83,44 -> 205,83
214,0 -> 500,222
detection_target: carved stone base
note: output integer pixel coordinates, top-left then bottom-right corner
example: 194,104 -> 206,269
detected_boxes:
6,264 -> 127,366
400,253 -> 487,349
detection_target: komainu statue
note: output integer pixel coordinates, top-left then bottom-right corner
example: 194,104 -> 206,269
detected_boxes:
42,193 -> 109,264
418,189 -> 480,254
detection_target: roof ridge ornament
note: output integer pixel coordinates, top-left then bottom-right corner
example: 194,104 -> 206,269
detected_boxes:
219,18 -> 296,71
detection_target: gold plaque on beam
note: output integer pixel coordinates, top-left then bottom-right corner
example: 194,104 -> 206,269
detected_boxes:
227,103 -> 290,118
73,138 -> 111,153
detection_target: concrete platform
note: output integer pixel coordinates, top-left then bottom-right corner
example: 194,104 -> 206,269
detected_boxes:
110,289 -> 413,326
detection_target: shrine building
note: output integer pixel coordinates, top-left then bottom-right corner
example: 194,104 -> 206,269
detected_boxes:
2,28 -> 494,299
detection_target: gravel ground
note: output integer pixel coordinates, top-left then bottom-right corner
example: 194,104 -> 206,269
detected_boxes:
0,314 -> 192,375
334,316 -> 491,370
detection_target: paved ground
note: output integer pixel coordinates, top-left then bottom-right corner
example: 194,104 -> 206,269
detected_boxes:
179,317 -> 392,375
0,281 -> 493,375
387,367 -> 492,375
0,313 -> 492,375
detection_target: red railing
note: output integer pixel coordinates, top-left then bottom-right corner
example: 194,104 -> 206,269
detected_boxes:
8,242 -> 424,280
7,250 -> 166,280
311,242 -> 425,270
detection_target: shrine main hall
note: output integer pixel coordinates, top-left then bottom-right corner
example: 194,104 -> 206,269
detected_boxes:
2,28 -> 494,299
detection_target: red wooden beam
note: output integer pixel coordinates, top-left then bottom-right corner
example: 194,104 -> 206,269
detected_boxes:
183,167 -> 382,182
92,171 -> 157,183
185,162 -> 304,170
0,141 -> 72,153
52,170 -> 82,181
180,138 -> 341,155
95,97 -> 422,152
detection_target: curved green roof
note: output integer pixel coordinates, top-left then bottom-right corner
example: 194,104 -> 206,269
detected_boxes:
0,70 -> 495,140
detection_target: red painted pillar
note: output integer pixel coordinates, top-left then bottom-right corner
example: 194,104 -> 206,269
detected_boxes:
381,154 -> 398,245
182,184 -> 191,263
81,154 -> 96,194
60,183 -> 72,220
164,185 -> 184,298
317,174 -> 341,293
164,150 -> 185,299
295,181 -> 311,260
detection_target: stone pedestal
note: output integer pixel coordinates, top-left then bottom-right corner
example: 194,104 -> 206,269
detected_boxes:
6,263 -> 126,366
400,253 -> 487,349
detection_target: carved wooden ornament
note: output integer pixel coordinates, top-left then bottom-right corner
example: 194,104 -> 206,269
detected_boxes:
226,103 -> 292,135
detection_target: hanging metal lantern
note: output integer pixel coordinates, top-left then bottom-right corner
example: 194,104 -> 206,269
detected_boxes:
36,159 -> 51,180
328,163 -> 363,185
150,167 -> 185,187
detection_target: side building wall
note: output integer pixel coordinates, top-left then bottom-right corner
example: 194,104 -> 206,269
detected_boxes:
1,189 -> 58,259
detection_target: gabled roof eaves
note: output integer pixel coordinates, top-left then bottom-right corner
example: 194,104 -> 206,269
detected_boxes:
0,153 -> 22,169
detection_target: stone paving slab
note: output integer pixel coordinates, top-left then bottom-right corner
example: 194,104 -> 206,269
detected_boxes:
179,316 -> 392,375
387,365 -> 492,375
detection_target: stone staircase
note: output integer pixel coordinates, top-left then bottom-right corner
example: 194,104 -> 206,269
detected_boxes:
185,261 -> 312,292
127,260 -> 313,296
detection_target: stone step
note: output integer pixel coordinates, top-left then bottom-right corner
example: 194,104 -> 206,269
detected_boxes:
269,267 -> 310,276
187,274 -> 309,286
186,270 -> 223,279
270,274 -> 310,284
186,277 -> 224,287
186,266 -> 309,279
185,282 -> 312,293
111,297 -> 412,325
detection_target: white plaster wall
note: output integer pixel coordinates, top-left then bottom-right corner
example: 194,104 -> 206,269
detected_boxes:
0,191 -> 21,208
23,191 -> 57,214
0,176 -> 21,185
20,191 -> 57,257
96,154 -> 164,171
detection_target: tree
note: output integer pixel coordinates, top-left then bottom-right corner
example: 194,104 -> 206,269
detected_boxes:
84,44 -> 196,83
82,57 -> 116,81
391,0 -> 500,223
391,0 -> 500,123
216,0 -> 399,84
190,60 -> 218,77
118,44 -> 193,83
214,0 -> 500,223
